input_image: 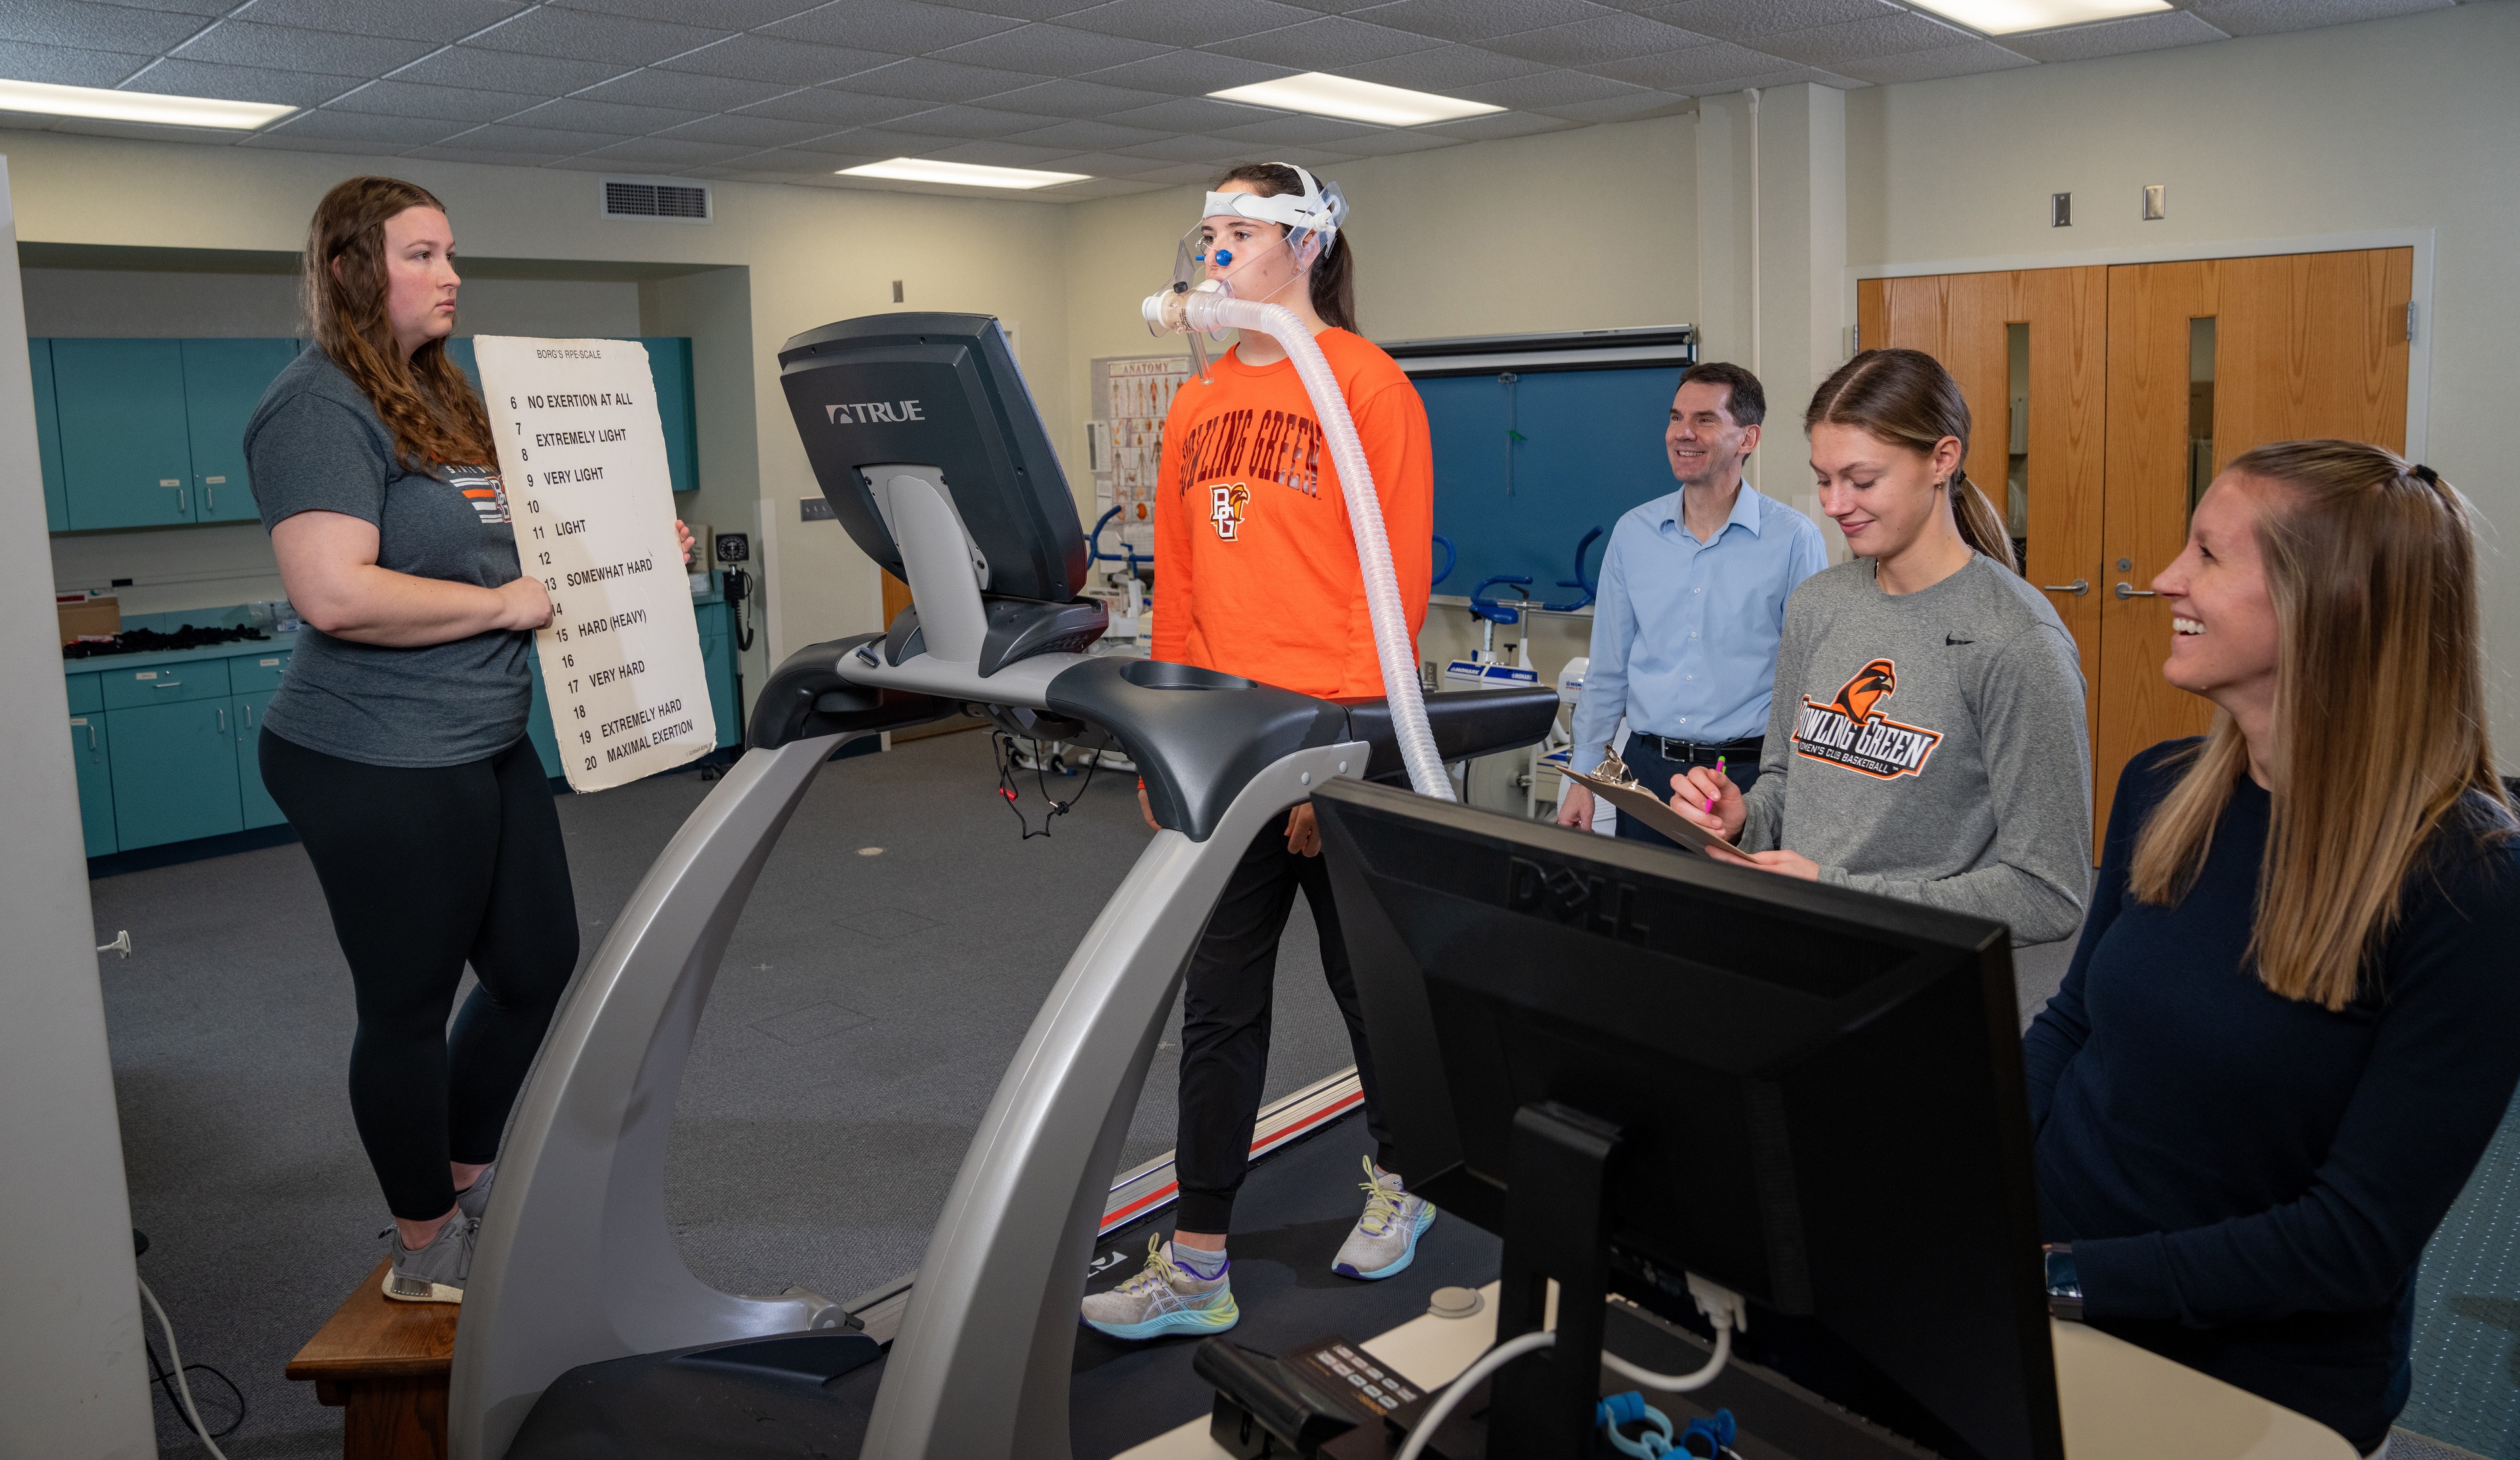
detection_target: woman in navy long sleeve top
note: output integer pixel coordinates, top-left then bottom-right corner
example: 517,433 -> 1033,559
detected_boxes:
2021,442 -> 2520,1457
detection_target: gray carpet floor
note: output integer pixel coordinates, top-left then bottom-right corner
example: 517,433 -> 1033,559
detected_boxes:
99,730 -> 2084,1459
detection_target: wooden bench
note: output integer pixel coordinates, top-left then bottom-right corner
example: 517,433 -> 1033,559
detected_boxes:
284,1260 -> 457,1460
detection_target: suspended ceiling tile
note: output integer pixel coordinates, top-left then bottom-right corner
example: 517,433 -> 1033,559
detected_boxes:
1587,39 -> 1801,88
506,96 -> 710,135
75,0 -> 228,15
1112,132 -> 1250,161
653,112 -> 843,146
1336,43 -> 1554,91
579,135 -> 760,165
0,1 -> 211,55
921,0 -> 1099,18
887,102 -> 1070,135
403,144 -> 582,165
1827,38 -> 2033,82
225,0 -> 529,46
1028,148 -> 1181,175
928,21 -> 1172,72
658,34 -> 898,85
121,56 -> 363,106
1001,115 -> 1170,149
1059,0 -> 1317,47
1634,0 -> 1895,41
236,132 -> 413,154
732,85 -> 930,125
0,38 -> 146,86
397,46 -> 634,94
436,121 -> 616,152
922,136 -> 1082,164
1122,161 -> 1227,184
763,0 -> 1025,52
1208,111 -> 1389,146
2002,10 -> 2229,62
253,108 -> 465,144
1538,89 -> 1698,123
1486,14 -> 1717,67
1454,67 -> 1661,108
560,0 -> 828,27
1755,10 -> 1977,66
2183,0 -> 2450,36
1205,15 -> 1448,66
171,19 -> 440,72
577,68 -> 799,112
970,75 -> 1175,116
1416,110 -> 1587,141
733,144 -> 865,171
836,56 -> 1049,102
1074,47 -> 1293,95
1098,94 -> 1276,132
466,7 -> 732,67
1669,63 -> 1861,94
799,124 -> 971,154
1356,0 -> 1610,43
1322,125 -> 1466,155
42,115 -> 249,141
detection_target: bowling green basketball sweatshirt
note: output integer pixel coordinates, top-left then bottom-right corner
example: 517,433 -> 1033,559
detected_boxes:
1735,553 -> 2092,945
1150,329 -> 1433,700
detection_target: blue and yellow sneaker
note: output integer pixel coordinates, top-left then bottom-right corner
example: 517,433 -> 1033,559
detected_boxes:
1334,1157 -> 1436,1280
1080,1234 -> 1240,1341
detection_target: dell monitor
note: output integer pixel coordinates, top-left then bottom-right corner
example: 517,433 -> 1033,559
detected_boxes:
778,312 -> 1085,604
1311,779 -> 2061,1460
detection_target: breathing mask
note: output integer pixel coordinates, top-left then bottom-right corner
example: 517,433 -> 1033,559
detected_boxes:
1143,163 -> 1347,379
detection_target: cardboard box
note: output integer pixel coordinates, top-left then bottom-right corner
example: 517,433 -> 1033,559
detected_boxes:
58,595 -> 120,646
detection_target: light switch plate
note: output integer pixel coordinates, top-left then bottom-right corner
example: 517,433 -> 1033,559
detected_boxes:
2051,192 -> 2071,227
2143,184 -> 2166,220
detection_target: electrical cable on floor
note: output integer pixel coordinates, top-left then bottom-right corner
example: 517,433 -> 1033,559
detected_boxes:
1394,1312 -> 1736,1460
990,730 -> 1108,839
145,1335 -> 243,1444
1603,1318 -> 1732,1392
138,1276 -> 234,1460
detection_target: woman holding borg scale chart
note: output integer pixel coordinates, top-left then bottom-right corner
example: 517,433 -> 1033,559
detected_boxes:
245,175 -> 690,1304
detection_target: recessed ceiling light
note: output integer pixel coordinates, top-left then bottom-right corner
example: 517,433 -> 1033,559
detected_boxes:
0,78 -> 294,130
1208,73 -> 1504,128
837,157 -> 1089,190
1904,0 -> 2172,35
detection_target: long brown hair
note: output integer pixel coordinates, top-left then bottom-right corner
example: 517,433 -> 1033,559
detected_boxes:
1805,348 -> 2017,572
1214,163 -> 1357,333
301,176 -> 495,470
2130,441 -> 2513,1010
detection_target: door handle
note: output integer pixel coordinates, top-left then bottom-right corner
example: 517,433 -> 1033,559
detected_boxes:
217,707 -> 228,733
154,678 -> 182,689
241,703 -> 253,729
204,483 -> 215,512
2040,579 -> 2088,596
2115,582 -> 2157,599
85,723 -> 97,751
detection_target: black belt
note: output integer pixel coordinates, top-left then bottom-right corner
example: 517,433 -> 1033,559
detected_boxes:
1632,734 -> 1761,767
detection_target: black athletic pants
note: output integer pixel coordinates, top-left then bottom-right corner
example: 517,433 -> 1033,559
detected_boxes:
261,730 -> 579,1220
1173,813 -> 1391,1234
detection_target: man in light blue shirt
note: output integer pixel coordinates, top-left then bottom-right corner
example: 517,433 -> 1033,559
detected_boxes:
1559,362 -> 1826,849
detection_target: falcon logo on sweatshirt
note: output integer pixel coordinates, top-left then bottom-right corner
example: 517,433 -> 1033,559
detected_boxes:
1211,482 -> 1250,541
1792,657 -> 1944,780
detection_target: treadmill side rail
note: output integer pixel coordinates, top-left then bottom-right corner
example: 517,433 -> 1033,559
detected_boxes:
862,741 -> 1370,1460
452,734 -> 856,1460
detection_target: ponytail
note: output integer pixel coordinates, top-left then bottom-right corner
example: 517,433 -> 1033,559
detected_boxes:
1808,348 -> 2019,575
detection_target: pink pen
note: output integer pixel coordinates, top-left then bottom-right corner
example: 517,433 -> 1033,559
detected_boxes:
1707,755 -> 1725,814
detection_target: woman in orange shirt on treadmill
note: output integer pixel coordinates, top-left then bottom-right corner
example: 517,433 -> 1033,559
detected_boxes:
1080,162 -> 1437,1342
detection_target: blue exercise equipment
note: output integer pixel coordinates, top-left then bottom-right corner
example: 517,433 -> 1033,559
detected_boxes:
1087,505 -> 1150,577
1467,524 -> 1603,624
1431,533 -> 1456,589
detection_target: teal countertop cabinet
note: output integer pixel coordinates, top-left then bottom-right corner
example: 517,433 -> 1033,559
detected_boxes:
54,339 -> 195,531
100,658 -> 245,850
66,673 -> 114,858
31,339 -> 67,532
182,338 -> 300,524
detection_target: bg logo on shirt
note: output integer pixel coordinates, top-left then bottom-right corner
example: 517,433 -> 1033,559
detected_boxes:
1792,657 -> 1944,780
1211,482 -> 1250,541
450,469 -> 511,527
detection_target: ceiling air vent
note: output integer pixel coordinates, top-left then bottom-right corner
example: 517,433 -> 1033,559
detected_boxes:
602,178 -> 711,223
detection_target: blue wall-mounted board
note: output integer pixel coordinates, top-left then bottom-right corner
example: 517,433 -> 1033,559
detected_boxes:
1419,365 -> 1684,600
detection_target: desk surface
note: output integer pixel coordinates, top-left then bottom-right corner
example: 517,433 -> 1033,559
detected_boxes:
1116,1282 -> 2353,1460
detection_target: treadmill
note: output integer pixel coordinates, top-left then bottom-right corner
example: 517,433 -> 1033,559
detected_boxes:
445,313 -> 1557,1460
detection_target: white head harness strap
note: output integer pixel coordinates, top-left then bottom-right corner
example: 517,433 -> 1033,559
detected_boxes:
1202,163 -> 1344,258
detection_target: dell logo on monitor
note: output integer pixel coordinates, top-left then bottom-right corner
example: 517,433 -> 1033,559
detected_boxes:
1505,856 -> 1650,942
828,400 -> 925,425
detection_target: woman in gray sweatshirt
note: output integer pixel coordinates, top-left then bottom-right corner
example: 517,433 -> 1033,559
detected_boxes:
1668,348 -> 2091,945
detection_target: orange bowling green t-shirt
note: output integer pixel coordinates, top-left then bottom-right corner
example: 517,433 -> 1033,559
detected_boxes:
1150,328 -> 1433,700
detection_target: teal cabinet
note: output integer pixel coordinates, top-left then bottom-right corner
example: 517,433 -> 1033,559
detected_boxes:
106,697 -> 244,850
444,337 -> 478,391
639,337 -> 697,495
31,339 -> 66,532
524,662 -> 564,778
182,338 -> 299,524
700,630 -> 736,750
68,700 -> 116,857
233,690 -> 284,829
54,339 -> 196,530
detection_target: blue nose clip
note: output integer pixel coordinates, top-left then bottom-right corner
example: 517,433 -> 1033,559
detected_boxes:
1213,249 -> 1232,266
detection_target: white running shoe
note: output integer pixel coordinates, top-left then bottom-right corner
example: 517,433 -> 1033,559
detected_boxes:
1079,1234 -> 1240,1341
1334,1157 -> 1435,1280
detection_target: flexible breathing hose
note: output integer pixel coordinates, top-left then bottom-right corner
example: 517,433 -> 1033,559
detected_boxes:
1156,286 -> 1455,801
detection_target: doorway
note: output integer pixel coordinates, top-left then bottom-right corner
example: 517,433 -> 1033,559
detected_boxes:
1858,247 -> 2414,857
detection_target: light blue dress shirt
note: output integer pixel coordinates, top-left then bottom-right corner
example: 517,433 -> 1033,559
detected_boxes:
1568,484 -> 1828,773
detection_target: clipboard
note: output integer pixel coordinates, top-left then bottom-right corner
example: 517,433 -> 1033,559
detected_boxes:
1567,750 -> 1744,857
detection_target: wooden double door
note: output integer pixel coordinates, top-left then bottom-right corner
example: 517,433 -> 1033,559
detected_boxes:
1858,248 -> 2413,857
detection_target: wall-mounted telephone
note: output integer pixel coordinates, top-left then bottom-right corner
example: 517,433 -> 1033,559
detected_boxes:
715,533 -> 754,652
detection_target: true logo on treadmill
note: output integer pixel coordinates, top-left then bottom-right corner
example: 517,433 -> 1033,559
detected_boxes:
451,470 -> 510,526
1210,482 -> 1249,541
1791,657 -> 1943,780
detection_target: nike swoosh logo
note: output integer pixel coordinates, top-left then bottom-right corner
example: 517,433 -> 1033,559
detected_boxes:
1946,634 -> 1974,646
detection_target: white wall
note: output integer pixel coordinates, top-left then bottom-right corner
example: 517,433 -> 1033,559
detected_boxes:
0,157 -> 154,1460
1844,0 -> 2520,761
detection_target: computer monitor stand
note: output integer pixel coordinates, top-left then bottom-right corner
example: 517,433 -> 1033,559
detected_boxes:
1490,1102 -> 1622,1460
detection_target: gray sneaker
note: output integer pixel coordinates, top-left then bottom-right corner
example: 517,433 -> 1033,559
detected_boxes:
382,1213 -> 478,1304
455,1163 -> 496,1222
1333,1158 -> 1436,1280
1079,1235 -> 1239,1341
